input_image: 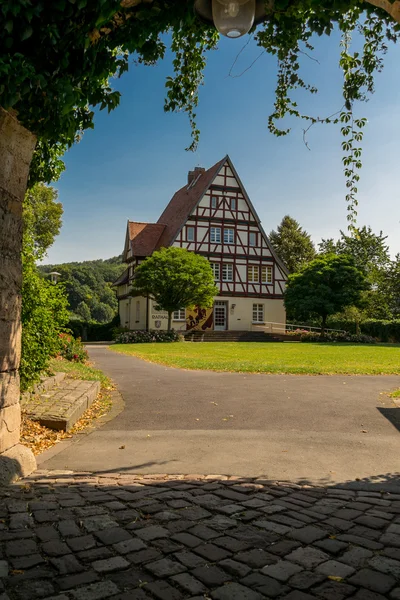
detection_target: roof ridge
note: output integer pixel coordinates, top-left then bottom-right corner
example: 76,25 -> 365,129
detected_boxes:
127,220 -> 161,225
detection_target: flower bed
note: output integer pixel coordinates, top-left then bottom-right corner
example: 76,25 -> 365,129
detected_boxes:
58,333 -> 88,362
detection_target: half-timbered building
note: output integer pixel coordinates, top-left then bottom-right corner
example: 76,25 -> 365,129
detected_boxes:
115,156 -> 288,332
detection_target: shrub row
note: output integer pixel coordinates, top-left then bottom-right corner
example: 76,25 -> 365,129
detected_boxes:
359,319 -> 400,343
290,318 -> 400,342
298,331 -> 376,344
67,315 -> 120,341
114,330 -> 181,344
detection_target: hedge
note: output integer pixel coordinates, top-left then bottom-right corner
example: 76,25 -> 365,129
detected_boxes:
293,318 -> 400,342
67,314 -> 120,341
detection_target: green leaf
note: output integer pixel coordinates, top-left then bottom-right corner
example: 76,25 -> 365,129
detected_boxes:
21,26 -> 33,41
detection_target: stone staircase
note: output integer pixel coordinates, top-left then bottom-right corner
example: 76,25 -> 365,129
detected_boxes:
183,330 -> 294,342
21,373 -> 100,431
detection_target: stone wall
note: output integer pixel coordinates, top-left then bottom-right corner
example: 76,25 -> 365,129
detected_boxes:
0,107 -> 37,483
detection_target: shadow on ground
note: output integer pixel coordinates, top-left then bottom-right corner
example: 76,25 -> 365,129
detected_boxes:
377,407 -> 400,434
0,469 -> 399,599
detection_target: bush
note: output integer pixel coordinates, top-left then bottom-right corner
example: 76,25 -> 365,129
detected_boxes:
57,333 -> 88,362
360,319 -> 400,342
299,331 -> 376,344
67,314 -> 120,341
288,318 -> 400,342
21,255 -> 69,392
114,329 -> 182,344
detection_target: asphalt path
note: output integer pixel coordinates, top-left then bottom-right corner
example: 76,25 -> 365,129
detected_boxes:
40,346 -> 400,488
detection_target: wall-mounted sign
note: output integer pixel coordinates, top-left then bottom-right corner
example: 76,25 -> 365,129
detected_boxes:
186,306 -> 213,331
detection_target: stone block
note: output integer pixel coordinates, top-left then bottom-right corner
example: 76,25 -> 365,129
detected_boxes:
0,443 -> 36,485
261,560 -> 302,582
0,372 -> 19,409
212,582 -> 263,599
0,109 -> 36,198
0,404 -> 20,453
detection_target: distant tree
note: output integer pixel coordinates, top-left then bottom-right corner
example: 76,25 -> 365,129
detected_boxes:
383,254 -> 400,319
319,226 -> 391,319
269,215 -> 316,273
319,226 -> 390,277
39,256 -> 123,322
91,301 -> 114,323
23,183 -> 63,261
132,247 -> 218,331
76,301 -> 91,322
284,255 -> 368,336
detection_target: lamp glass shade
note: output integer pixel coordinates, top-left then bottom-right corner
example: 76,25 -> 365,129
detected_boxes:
212,0 -> 255,38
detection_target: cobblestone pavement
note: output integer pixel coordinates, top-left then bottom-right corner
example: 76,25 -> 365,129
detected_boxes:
1,471 -> 400,600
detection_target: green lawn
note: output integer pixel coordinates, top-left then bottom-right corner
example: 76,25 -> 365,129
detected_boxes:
112,342 -> 400,375
48,357 -> 112,387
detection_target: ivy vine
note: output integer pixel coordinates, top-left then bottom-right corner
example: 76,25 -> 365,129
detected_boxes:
1,0 -> 400,220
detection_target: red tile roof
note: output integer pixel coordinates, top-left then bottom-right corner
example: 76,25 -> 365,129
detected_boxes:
128,222 -> 165,257
124,156 -> 226,258
156,156 -> 227,248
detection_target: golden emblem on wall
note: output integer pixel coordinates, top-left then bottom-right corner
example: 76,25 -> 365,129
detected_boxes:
186,306 -> 213,331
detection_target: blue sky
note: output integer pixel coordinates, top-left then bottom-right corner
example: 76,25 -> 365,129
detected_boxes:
46,25 -> 400,264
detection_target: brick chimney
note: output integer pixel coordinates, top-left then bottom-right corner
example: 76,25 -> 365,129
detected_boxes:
188,166 -> 205,185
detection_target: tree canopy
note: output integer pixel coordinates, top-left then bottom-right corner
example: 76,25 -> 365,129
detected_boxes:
131,246 -> 218,330
318,226 -> 394,319
284,253 -> 368,334
269,215 -> 316,273
39,256 -> 125,323
2,0 -> 400,216
23,183 -> 63,261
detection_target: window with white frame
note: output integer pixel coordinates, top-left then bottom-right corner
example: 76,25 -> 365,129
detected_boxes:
224,228 -> 234,244
173,308 -> 186,321
187,226 -> 195,242
211,196 -> 218,209
230,197 -> 236,210
135,300 -> 140,322
211,263 -> 220,281
210,227 -> 221,243
222,263 -> 233,282
247,265 -> 259,283
261,265 -> 273,284
252,304 -> 264,323
249,232 -> 257,246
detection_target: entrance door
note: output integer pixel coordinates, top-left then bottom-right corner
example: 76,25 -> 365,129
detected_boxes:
214,301 -> 227,331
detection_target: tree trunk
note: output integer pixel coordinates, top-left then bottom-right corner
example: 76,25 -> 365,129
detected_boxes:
0,107 -> 37,484
167,312 -> 172,332
321,315 -> 327,338
365,0 -> 400,24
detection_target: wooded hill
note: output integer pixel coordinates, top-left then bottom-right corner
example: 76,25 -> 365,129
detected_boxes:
39,256 -> 125,323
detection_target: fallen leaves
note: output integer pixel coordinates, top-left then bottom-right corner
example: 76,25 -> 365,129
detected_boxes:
119,445 -> 125,450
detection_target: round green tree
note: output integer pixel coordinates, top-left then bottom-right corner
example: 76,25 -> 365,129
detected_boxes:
284,254 -> 368,335
131,247 -> 218,331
